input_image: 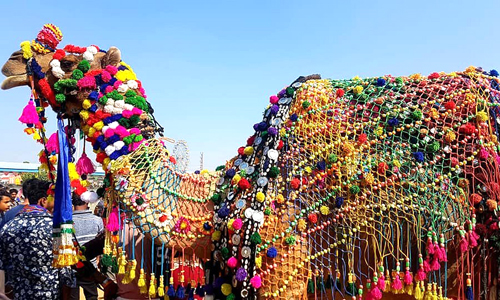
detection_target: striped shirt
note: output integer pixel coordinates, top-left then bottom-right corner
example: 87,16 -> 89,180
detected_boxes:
72,210 -> 104,246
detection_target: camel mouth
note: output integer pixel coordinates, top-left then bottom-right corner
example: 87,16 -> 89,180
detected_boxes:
1,74 -> 29,90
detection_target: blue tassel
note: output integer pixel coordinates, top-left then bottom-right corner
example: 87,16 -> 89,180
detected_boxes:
167,284 -> 176,297
195,283 -> 205,297
188,287 -> 194,300
466,286 -> 473,300
176,285 -> 185,299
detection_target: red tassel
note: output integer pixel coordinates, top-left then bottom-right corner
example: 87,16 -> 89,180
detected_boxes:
460,237 -> 469,253
404,270 -> 413,285
392,275 -> 403,291
415,267 -> 426,281
19,100 -> 39,124
46,132 -> 59,154
76,152 -> 95,175
106,207 -> 122,232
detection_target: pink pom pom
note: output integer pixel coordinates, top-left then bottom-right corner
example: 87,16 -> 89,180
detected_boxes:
113,80 -> 122,89
46,132 -> 59,153
129,128 -> 141,135
423,259 -> 431,272
430,256 -> 440,271
232,218 -> 243,230
139,87 -> 146,98
115,126 -> 130,138
270,95 -> 279,104
391,275 -> 403,291
440,247 -> 448,262
76,152 -> 95,175
415,268 -> 426,281
77,76 -> 96,89
101,70 -> 112,83
106,207 -> 122,232
378,275 -> 385,291
227,257 -> 237,268
105,65 -> 118,75
426,237 -> 434,255
370,286 -> 382,300
470,230 -> 480,241
403,271 -> 413,285
104,85 -> 114,94
104,129 -> 115,138
122,110 -> 133,118
469,233 -> 478,248
460,237 -> 469,253
132,107 -> 143,115
19,100 -> 39,124
250,275 -> 262,289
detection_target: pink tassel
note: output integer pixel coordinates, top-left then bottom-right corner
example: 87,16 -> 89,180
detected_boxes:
391,275 -> 403,291
470,229 -> 480,241
460,237 -> 469,253
365,290 -> 374,300
378,274 -> 385,291
46,132 -> 59,153
370,286 -> 382,300
430,256 -> 441,271
404,271 -> 413,285
19,100 -> 40,124
440,246 -> 448,262
423,258 -> 431,272
76,152 -> 95,175
415,268 -> 426,281
426,238 -> 434,255
106,207 -> 122,232
469,233 -> 478,248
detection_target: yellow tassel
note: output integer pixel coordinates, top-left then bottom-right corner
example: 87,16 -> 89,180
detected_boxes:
118,254 -> 127,275
158,275 -> 165,297
432,283 -> 438,300
406,283 -> 414,296
129,259 -> 137,280
137,269 -> 146,288
414,282 -> 423,300
139,285 -> 147,295
423,283 -> 433,300
384,270 -> 391,292
149,274 -> 157,298
438,286 -> 444,300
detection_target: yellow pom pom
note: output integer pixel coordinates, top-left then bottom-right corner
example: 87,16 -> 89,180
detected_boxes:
20,41 -> 33,59
33,132 -> 41,141
476,111 -> 489,122
255,256 -> 262,268
353,85 -> 363,94
79,110 -> 89,121
244,146 -> 254,156
93,121 -> 104,131
68,163 -> 79,180
227,219 -> 235,230
374,127 -> 384,136
276,194 -> 284,204
232,174 -> 241,184
298,219 -> 307,231
212,230 -> 222,241
87,127 -> 96,137
363,173 -> 374,186
304,166 -> 312,173
201,169 -> 209,175
221,283 -> 232,296
256,192 -> 265,203
444,131 -> 456,143
82,100 -> 92,110
320,205 -> 329,215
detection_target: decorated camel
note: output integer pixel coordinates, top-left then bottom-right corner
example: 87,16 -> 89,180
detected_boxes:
2,25 -> 500,300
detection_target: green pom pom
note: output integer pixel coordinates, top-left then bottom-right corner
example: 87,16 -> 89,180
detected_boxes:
286,86 -> 295,97
264,207 -> 272,215
98,96 -> 108,105
107,90 -> 123,101
427,140 -> 440,152
395,77 -> 404,84
302,101 -> 311,109
118,118 -> 131,128
267,166 -> 280,178
215,165 -> 225,171
411,110 -> 423,120
211,194 -> 222,204
226,293 -> 235,300
221,247 -> 229,259
129,115 -> 140,127
125,90 -> 137,98
101,254 -> 113,267
250,232 -> 262,244
72,69 -> 84,80
285,236 -> 296,245
350,185 -> 360,194
55,93 -> 66,103
328,153 -> 338,163
78,60 -> 91,73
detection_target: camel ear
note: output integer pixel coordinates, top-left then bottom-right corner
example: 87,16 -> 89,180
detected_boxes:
101,46 -> 121,67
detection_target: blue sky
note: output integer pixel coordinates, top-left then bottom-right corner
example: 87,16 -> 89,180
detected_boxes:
0,0 -> 499,171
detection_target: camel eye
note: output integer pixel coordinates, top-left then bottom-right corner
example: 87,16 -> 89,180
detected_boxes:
60,60 -> 74,71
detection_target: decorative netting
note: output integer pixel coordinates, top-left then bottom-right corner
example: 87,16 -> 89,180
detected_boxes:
207,67 -> 500,300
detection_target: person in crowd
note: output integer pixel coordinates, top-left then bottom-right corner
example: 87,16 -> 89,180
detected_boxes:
0,190 -> 12,228
0,180 -> 34,229
0,179 -> 72,299
70,192 -> 104,300
8,188 -> 18,203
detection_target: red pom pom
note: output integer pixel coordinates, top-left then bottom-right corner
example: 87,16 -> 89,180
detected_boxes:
459,123 -> 476,135
358,133 -> 367,144
290,178 -> 300,189
377,162 -> 389,175
247,136 -> 255,146
308,213 -> 318,224
237,147 -> 245,156
238,178 -> 251,190
336,89 -> 345,97
169,156 -> 177,164
38,78 -> 56,106
428,72 -> 440,79
444,101 -> 456,110
159,214 -> 169,222
277,140 -> 284,150
96,152 -> 107,163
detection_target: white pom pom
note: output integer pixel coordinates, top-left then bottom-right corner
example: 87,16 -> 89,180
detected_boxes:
108,122 -> 119,130
101,126 -> 110,134
105,145 -> 115,156
127,80 -> 138,89
117,84 -> 129,93
87,46 -> 98,55
50,60 -> 61,68
124,104 -> 135,111
114,100 -> 126,109
52,67 -> 65,79
113,141 -> 125,150
81,191 -> 99,203
83,51 -> 94,62
106,99 -> 115,106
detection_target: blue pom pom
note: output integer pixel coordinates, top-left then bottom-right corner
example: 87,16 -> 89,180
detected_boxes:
106,135 -> 120,145
109,78 -> 117,85
490,70 -> 499,77
203,222 -> 212,230
376,78 -> 386,86
335,197 -> 344,208
413,151 -> 425,162
94,74 -> 103,86
267,247 -> 278,258
100,142 -> 108,151
109,151 -> 121,160
257,121 -> 268,131
167,285 -> 176,297
218,205 -> 230,218
96,135 -> 105,144
100,84 -> 109,92
194,170 -> 200,174
226,169 -> 236,178
118,65 -> 127,71
89,104 -> 98,113
120,145 -> 129,156
290,113 -> 298,122
253,123 -> 259,131
316,160 -> 326,171
92,142 -> 100,151
387,117 -> 399,127
88,91 -> 99,101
